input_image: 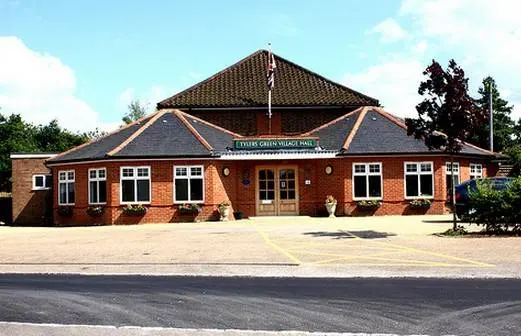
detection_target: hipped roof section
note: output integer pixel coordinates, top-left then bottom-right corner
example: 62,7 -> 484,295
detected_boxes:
47,110 -> 241,164
306,106 -> 495,157
157,49 -> 379,109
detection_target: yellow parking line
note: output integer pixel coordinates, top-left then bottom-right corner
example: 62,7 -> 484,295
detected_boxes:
341,229 -> 494,267
311,250 -> 406,265
250,223 -> 301,265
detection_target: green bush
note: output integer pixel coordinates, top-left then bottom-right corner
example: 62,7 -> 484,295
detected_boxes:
467,177 -> 521,233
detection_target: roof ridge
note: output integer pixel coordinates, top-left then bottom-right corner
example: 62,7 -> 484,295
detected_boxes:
304,107 -> 364,135
157,50 -> 265,109
47,110 -> 160,163
107,110 -> 168,156
178,110 -> 243,138
174,110 -> 213,151
342,106 -> 371,150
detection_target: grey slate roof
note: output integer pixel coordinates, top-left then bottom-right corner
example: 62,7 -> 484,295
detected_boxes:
183,115 -> 236,152
116,112 -> 210,157
309,110 -> 360,150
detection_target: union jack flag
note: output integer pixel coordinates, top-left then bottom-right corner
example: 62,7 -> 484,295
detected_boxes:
267,49 -> 277,90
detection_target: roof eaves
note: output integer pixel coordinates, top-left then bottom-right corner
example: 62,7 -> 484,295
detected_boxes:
174,110 -> 213,151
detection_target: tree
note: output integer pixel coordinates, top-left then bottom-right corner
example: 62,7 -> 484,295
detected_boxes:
505,146 -> 521,177
466,77 -> 515,152
405,59 -> 487,230
122,99 -> 148,125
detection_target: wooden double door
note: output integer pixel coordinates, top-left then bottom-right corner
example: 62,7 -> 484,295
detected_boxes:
255,165 -> 299,216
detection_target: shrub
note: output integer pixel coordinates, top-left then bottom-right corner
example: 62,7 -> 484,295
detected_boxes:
409,198 -> 431,208
86,205 -> 104,217
57,206 -> 73,217
178,203 -> 201,214
441,225 -> 468,236
122,204 -> 147,216
357,200 -> 381,208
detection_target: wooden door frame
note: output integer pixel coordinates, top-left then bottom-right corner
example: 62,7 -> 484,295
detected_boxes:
255,165 -> 299,216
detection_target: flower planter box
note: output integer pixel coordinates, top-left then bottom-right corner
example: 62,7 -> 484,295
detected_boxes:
122,204 -> 147,216
57,206 -> 73,217
357,200 -> 381,210
86,206 -> 104,217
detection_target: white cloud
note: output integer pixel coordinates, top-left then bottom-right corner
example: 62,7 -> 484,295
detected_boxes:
369,18 -> 408,43
343,59 -> 424,117
0,36 -> 111,132
411,40 -> 428,55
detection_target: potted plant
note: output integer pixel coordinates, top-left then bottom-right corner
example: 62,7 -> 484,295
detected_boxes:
217,201 -> 231,221
409,198 -> 432,209
178,203 -> 202,215
122,204 -> 147,216
57,206 -> 73,217
357,200 -> 382,209
325,195 -> 337,217
86,205 -> 104,217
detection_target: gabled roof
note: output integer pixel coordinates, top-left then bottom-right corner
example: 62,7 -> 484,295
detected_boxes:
307,107 -> 495,156
47,110 -> 240,164
157,50 -> 378,109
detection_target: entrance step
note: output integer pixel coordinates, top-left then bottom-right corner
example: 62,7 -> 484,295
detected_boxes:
248,216 -> 313,221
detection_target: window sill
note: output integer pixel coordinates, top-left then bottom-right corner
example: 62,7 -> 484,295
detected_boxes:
120,202 -> 151,205
58,204 -> 75,206
353,197 -> 383,201
32,187 -> 50,191
173,201 -> 204,204
89,202 -> 107,206
405,196 -> 434,200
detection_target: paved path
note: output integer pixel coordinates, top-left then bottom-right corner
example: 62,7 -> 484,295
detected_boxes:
0,274 -> 520,335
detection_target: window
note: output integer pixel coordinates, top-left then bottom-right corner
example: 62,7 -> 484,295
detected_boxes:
120,167 -> 151,204
32,174 -> 52,190
174,165 -> 204,203
445,162 -> 460,194
353,163 -> 382,200
404,162 -> 434,198
470,163 -> 483,180
89,168 -> 107,204
58,170 -> 75,205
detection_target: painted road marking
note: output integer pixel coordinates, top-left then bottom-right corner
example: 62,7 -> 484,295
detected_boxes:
250,222 -> 301,265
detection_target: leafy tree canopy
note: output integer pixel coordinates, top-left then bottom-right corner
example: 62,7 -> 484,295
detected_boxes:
122,99 -> 148,125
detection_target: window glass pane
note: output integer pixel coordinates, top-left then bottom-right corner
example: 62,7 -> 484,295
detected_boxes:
368,176 -> 382,197
45,175 -> 52,188
267,190 -> 275,200
122,168 -> 134,177
59,172 -> 66,180
259,170 -> 266,180
406,164 -> 417,173
68,182 -> 75,204
90,181 -> 98,203
288,190 -> 295,199
420,163 -> 432,172
137,180 -> 150,202
175,167 -> 187,176
420,175 -> 433,196
354,164 -> 365,173
175,179 -> 188,201
280,169 -> 287,179
406,175 -> 419,197
354,176 -> 367,198
267,180 -> 275,190
190,167 -> 202,176
260,190 -> 267,200
122,180 -> 135,202
90,170 -> 97,179
99,181 -> 107,203
34,176 -> 44,187
288,180 -> 295,189
68,171 -> 74,180
259,180 -> 267,190
59,183 -> 67,204
190,179 -> 203,201
137,168 -> 149,177
369,164 -> 380,173
266,169 -> 274,179
98,169 -> 106,179
287,169 -> 295,179
280,190 -> 288,199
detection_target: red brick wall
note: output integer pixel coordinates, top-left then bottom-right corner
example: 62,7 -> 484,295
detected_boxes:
12,158 -> 53,225
50,156 -> 492,225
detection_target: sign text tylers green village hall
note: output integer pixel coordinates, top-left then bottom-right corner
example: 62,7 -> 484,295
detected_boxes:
233,138 -> 318,150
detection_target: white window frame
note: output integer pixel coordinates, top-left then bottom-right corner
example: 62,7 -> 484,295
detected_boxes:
445,161 -> 460,194
88,168 -> 107,205
119,166 -> 151,205
470,163 -> 483,179
32,174 -> 51,190
404,162 -> 434,199
173,165 -> 205,204
58,170 -> 75,205
352,162 -> 383,201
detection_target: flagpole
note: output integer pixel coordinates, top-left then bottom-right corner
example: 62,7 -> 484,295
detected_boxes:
268,42 -> 272,135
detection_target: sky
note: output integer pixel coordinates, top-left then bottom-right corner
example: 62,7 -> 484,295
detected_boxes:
1,0 -> 521,132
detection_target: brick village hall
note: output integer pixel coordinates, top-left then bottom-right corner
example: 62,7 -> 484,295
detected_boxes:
11,49 -> 499,226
